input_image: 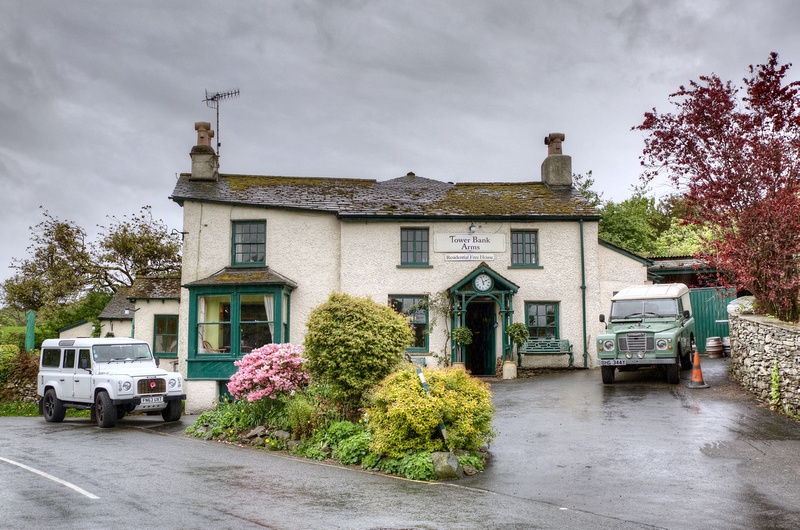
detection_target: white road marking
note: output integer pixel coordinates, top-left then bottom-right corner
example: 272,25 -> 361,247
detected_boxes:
0,457 -> 100,499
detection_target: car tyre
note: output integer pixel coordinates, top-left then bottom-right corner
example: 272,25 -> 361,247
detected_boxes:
680,347 -> 692,370
43,389 -> 66,423
601,366 -> 615,384
161,399 -> 182,422
95,391 -> 117,428
666,362 -> 680,384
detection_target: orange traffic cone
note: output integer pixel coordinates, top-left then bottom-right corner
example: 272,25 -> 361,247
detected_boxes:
688,348 -> 710,389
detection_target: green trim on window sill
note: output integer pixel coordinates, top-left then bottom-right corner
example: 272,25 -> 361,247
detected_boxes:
508,264 -> 544,269
154,353 -> 178,359
397,264 -> 433,269
229,262 -> 266,268
405,347 -> 429,354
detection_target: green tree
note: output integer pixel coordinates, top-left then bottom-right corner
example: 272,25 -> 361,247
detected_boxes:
2,209 -> 93,318
93,206 -> 182,290
2,206 -> 181,319
597,184 -> 662,255
303,293 -> 413,409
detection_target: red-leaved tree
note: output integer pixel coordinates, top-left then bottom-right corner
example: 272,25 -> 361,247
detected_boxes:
635,52 -> 800,321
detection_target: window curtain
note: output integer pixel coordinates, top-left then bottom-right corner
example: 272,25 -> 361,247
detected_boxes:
263,295 -> 274,336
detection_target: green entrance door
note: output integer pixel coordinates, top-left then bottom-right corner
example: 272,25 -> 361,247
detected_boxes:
464,301 -> 496,375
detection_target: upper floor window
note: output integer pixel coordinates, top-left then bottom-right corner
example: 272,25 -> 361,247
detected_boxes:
232,221 -> 266,266
389,295 -> 428,352
511,231 -> 539,267
526,302 -> 559,339
154,315 -> 179,356
400,228 -> 429,266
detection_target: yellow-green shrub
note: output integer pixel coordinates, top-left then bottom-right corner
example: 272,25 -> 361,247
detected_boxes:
366,366 -> 495,458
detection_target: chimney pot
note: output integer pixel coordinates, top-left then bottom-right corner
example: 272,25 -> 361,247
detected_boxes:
190,122 -> 219,180
541,132 -> 572,187
195,122 -> 215,147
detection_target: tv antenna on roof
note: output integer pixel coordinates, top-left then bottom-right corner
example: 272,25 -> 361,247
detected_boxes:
203,88 -> 239,157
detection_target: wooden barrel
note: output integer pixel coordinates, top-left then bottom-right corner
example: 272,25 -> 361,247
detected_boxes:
706,336 -> 723,358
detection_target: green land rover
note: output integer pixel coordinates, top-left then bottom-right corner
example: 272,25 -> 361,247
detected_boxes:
597,283 -> 695,385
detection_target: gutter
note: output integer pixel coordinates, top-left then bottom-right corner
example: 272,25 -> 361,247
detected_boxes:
580,219 -> 587,368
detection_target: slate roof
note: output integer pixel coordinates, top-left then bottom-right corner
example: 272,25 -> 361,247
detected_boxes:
184,267 -> 298,289
127,276 -> 182,300
98,288 -> 134,320
170,173 -> 600,219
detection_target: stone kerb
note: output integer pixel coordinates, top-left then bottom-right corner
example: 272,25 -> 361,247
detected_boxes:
728,309 -> 800,415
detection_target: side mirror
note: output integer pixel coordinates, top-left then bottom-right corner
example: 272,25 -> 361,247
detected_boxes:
154,357 -> 160,367
79,357 -> 90,371
599,314 -> 605,323
683,310 -> 690,319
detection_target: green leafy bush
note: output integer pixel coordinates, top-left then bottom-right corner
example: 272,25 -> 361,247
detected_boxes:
367,365 -> 495,458
335,429 -> 371,465
287,393 -> 313,438
324,420 -> 363,448
398,451 -> 436,481
304,293 -> 413,409
185,397 -> 290,439
0,344 -> 19,385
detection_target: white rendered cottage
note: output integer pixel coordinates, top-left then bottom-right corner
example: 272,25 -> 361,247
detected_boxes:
170,124 -> 648,412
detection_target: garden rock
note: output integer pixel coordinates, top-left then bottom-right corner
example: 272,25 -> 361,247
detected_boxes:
432,451 -> 463,480
273,430 -> 291,440
462,465 -> 478,476
246,425 -> 266,439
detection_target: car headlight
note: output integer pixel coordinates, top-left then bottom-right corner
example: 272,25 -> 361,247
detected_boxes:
168,378 -> 177,388
603,340 -> 615,352
656,339 -> 668,350
119,381 -> 132,392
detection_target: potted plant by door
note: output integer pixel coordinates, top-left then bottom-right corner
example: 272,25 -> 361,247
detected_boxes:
451,326 -> 473,370
504,323 -> 529,380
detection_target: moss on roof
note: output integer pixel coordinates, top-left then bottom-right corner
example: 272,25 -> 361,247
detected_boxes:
171,173 -> 600,218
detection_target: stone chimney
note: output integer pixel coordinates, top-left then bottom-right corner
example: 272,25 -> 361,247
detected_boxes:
190,122 -> 219,181
541,132 -> 572,187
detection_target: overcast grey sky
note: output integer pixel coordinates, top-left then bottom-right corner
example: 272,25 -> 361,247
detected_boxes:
2,1 -> 799,287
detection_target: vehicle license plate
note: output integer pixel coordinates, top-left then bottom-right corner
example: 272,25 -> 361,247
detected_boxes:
599,359 -> 626,366
140,396 -> 164,404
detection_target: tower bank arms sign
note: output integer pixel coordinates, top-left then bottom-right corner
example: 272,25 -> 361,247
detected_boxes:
434,234 -> 506,262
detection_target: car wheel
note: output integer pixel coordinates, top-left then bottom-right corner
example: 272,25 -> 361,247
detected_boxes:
601,366 -> 615,384
680,347 -> 692,370
43,389 -> 66,423
161,399 -> 182,422
95,391 -> 117,428
666,362 -> 680,384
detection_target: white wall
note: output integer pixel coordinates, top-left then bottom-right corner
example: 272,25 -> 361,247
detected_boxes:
177,199 -> 646,411
58,321 -> 94,339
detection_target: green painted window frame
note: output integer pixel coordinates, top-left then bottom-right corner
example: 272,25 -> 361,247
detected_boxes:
153,315 -> 179,358
399,228 -> 430,267
187,285 -> 291,380
525,302 -> 559,339
231,221 -> 267,266
389,295 -> 429,353
510,230 -> 542,268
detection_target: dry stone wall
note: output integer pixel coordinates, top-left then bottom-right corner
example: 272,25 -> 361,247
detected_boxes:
728,312 -> 800,415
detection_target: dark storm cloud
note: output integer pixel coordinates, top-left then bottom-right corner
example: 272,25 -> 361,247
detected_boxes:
1,0 -> 799,285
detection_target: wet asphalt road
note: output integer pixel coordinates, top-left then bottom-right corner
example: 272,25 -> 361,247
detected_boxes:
1,356 -> 799,529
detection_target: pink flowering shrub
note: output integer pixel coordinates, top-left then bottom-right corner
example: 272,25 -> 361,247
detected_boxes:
227,343 -> 309,402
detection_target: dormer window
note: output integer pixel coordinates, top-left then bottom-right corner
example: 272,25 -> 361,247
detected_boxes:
232,221 -> 266,266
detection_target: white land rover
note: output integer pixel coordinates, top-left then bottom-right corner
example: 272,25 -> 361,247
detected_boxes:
37,338 -> 185,428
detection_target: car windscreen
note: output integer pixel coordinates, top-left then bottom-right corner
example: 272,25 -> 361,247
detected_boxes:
610,298 -> 679,319
92,343 -> 153,362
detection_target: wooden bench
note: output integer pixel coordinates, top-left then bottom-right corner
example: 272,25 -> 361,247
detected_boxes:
518,339 -> 573,366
